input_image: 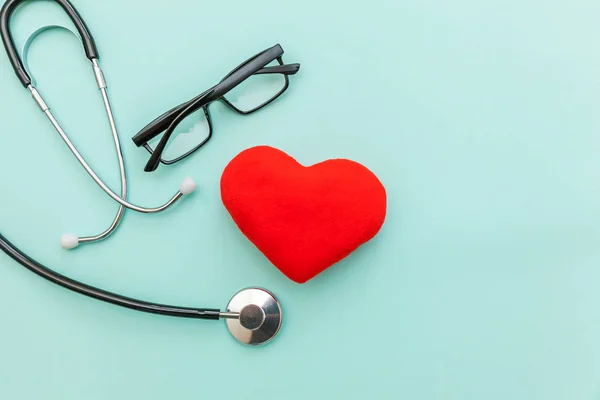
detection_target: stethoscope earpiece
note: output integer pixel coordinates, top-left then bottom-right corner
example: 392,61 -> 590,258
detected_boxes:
224,287 -> 282,346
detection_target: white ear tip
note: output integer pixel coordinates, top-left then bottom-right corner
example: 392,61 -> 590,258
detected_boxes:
180,177 -> 197,195
60,234 -> 80,250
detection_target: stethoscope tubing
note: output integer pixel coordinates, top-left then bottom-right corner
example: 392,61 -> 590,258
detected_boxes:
0,233 -> 222,319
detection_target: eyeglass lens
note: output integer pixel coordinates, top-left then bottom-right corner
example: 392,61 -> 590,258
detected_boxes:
224,60 -> 287,113
146,107 -> 211,162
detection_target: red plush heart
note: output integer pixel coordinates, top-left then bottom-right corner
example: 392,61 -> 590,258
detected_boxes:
220,146 -> 387,283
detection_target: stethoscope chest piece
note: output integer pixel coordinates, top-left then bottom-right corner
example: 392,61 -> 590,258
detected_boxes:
225,287 -> 282,346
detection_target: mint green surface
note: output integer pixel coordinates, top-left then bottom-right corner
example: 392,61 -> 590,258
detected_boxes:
0,0 -> 599,398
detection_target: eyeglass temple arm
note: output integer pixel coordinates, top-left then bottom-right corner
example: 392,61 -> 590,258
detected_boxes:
254,63 -> 300,76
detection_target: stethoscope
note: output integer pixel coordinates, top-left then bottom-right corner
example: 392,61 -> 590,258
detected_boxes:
0,0 -> 283,346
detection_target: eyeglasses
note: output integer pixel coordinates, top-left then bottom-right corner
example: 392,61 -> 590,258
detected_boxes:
131,44 -> 300,172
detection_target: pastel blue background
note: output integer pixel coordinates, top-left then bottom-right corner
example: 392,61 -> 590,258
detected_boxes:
0,0 -> 599,398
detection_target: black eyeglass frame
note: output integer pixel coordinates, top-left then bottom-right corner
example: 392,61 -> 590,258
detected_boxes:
131,43 -> 300,172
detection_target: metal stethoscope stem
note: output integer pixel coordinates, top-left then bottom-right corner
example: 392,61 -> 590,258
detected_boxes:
0,0 -> 199,249
28,61 -> 193,215
26,57 -> 196,249
57,58 -> 126,246
77,83 -> 126,245
3,14 -> 198,250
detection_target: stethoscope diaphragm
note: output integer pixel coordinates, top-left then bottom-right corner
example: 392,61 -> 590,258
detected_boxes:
224,287 -> 282,346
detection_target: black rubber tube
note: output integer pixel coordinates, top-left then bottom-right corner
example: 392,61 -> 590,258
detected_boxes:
0,0 -> 99,87
0,234 -> 221,319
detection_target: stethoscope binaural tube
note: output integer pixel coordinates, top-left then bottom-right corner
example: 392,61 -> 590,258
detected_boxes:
0,0 -> 198,250
0,233 -> 283,346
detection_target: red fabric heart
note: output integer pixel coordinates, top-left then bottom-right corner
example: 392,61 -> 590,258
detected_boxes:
220,146 -> 387,283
